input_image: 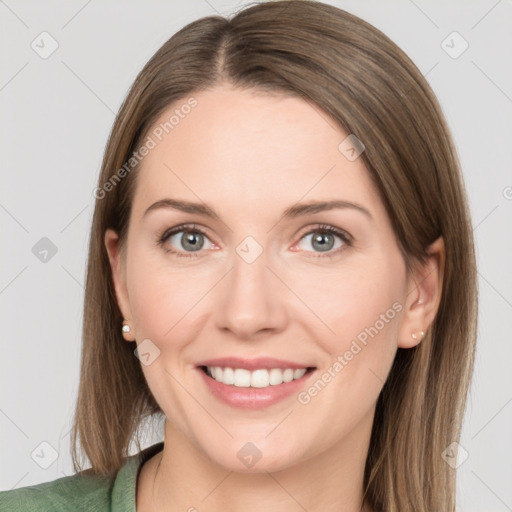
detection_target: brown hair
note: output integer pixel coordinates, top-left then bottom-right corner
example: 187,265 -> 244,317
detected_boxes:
71,2 -> 477,510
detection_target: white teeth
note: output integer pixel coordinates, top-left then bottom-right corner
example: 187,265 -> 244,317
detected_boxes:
205,366 -> 308,388
234,368 -> 251,387
269,368 -> 283,385
251,369 -> 269,388
294,368 -> 307,379
282,369 -> 294,383
223,367 -> 234,385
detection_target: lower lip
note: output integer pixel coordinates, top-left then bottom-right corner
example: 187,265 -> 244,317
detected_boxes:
197,368 -> 315,409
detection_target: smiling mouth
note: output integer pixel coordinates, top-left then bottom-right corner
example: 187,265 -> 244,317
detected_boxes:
200,365 -> 315,388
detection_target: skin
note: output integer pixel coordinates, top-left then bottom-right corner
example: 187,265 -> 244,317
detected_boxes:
105,85 -> 444,512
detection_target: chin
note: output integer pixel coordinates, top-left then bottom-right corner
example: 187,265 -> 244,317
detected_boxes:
202,438 -> 306,474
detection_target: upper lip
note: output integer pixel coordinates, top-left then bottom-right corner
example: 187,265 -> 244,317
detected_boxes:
196,357 -> 315,371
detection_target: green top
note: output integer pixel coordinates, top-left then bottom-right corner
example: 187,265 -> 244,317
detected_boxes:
0,442 -> 164,511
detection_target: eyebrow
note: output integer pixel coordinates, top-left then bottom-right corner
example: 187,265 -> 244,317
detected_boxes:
143,198 -> 372,220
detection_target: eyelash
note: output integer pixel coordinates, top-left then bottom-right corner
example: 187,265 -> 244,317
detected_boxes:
156,223 -> 352,259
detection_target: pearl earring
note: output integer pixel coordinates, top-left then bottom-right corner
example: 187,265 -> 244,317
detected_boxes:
411,329 -> 425,341
122,323 -> 131,335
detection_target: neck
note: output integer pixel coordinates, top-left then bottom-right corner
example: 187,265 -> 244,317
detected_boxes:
138,414 -> 374,512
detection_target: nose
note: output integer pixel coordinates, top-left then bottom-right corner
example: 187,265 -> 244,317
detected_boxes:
214,250 -> 289,340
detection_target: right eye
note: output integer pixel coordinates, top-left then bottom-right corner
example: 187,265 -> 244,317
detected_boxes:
158,224 -> 215,258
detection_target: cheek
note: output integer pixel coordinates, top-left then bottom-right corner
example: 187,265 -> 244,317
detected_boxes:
294,256 -> 406,369
286,261 -> 405,446
126,250 -> 218,343
124,252 -> 217,431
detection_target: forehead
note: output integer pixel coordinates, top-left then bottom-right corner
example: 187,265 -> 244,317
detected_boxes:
132,86 -> 383,219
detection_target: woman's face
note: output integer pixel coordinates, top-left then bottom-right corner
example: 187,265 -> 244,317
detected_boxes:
106,85 -> 438,472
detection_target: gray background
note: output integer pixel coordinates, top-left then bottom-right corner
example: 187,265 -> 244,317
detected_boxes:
1,0 -> 511,510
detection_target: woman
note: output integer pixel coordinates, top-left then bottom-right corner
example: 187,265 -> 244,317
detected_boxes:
1,1 -> 477,511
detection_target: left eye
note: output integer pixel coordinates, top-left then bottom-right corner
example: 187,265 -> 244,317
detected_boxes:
297,229 -> 346,253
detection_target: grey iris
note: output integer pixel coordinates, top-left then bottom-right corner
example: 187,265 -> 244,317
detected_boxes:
182,231 -> 204,251
312,232 -> 334,252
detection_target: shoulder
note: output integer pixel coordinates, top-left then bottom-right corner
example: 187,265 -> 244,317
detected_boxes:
0,442 -> 164,512
0,471 -> 113,511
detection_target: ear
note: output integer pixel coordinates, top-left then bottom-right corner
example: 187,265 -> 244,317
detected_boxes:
398,237 -> 445,349
104,228 -> 135,341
